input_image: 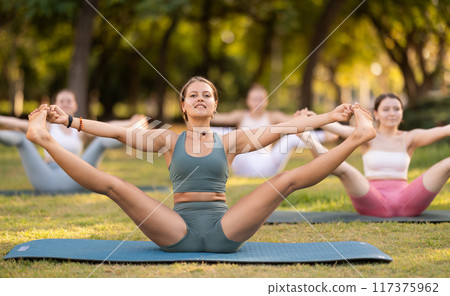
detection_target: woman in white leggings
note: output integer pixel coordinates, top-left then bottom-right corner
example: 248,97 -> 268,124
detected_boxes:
0,90 -> 137,192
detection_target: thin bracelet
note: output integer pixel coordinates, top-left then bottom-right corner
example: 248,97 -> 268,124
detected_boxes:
78,117 -> 83,132
67,115 -> 73,128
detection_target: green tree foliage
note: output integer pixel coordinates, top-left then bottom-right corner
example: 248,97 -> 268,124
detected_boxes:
0,0 -> 448,121
363,0 -> 449,108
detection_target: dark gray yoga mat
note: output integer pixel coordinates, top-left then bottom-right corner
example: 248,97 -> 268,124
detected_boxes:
265,210 -> 450,224
0,185 -> 170,196
4,239 -> 392,263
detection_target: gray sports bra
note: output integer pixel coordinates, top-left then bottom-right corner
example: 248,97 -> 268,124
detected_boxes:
169,131 -> 229,193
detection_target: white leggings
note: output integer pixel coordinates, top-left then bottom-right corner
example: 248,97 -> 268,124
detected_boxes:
0,130 -> 122,192
210,127 -> 326,177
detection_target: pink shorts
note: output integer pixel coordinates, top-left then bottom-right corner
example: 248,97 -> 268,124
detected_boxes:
349,174 -> 438,217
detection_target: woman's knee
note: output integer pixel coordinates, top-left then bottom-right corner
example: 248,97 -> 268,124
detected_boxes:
278,169 -> 307,193
262,170 -> 295,195
0,130 -> 26,146
432,157 -> 450,178
441,157 -> 450,174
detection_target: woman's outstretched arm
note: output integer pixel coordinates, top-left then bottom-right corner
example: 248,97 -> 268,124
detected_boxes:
210,110 -> 245,126
78,114 -> 146,142
0,115 -> 29,132
225,104 -> 354,154
407,124 -> 450,152
45,104 -> 175,153
297,109 -> 355,139
320,121 -> 355,138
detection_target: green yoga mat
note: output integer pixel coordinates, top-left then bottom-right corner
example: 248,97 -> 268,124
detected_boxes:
265,210 -> 450,224
4,239 -> 392,264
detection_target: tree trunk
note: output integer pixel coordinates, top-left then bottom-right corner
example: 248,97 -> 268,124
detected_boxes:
6,42 -> 24,117
249,15 -> 275,86
329,64 -> 342,106
90,33 -> 120,120
398,58 -> 419,107
155,16 -> 179,122
197,0 -> 212,77
68,0 -> 98,117
126,54 -> 140,116
298,0 -> 346,109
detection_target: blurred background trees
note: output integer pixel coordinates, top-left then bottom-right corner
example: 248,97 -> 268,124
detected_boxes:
0,0 -> 448,128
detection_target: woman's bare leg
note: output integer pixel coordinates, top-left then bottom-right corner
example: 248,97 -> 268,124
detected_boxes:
422,157 -> 450,192
26,107 -> 186,246
307,134 -> 370,197
222,106 -> 376,242
396,157 -> 449,216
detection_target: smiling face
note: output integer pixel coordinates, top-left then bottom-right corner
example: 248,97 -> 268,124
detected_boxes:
54,90 -> 78,116
180,77 -> 218,122
181,81 -> 217,121
373,97 -> 403,128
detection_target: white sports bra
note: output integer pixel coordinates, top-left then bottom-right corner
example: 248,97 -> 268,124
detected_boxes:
239,112 -> 271,129
362,133 -> 411,180
44,124 -> 83,161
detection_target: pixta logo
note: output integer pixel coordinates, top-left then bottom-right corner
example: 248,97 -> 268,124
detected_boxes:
125,117 -> 172,163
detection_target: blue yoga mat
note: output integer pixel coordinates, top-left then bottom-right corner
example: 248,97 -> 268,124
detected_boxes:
265,210 -> 450,224
4,239 -> 392,263
0,185 -> 170,196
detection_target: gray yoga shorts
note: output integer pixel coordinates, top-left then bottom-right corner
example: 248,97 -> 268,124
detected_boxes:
160,201 -> 245,253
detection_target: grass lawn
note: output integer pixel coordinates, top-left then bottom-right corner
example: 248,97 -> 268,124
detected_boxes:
0,138 -> 448,278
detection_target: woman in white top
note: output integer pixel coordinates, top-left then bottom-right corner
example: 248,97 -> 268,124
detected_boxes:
307,93 -> 449,217
211,83 -> 337,177
0,90 -> 135,192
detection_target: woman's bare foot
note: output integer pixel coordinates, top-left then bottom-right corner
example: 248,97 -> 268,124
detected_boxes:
350,104 -> 376,144
26,106 -> 52,146
294,108 -> 309,138
28,104 -> 47,118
